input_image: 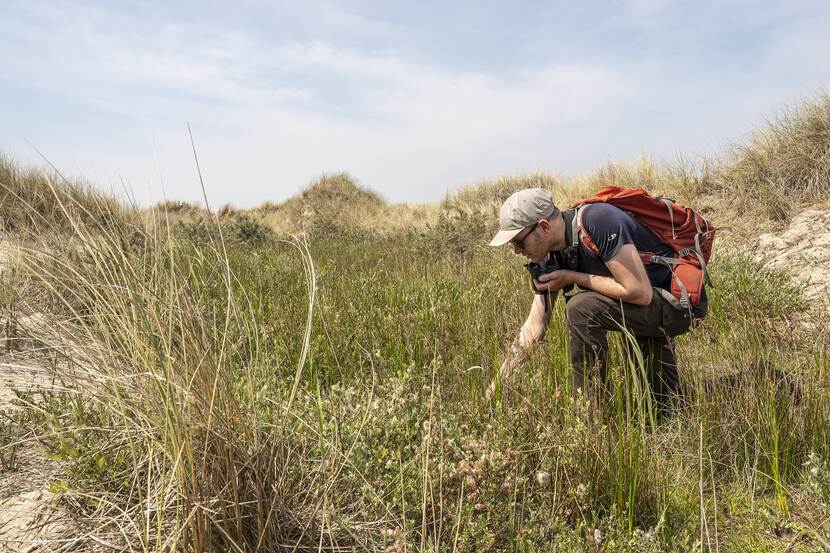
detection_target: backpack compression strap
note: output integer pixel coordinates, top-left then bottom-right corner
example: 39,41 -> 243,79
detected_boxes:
655,195 -> 677,240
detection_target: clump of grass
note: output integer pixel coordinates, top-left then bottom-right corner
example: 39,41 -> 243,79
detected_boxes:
568,155 -> 715,207
413,173 -> 564,255
257,172 -> 396,237
152,199 -> 204,219
0,153 -> 134,234
705,92 -> 830,221
5,182 -> 345,549
0,412 -> 21,471
173,212 -> 275,247
440,173 -> 562,216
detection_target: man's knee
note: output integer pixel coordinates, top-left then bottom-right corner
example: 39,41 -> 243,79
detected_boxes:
565,292 -> 612,329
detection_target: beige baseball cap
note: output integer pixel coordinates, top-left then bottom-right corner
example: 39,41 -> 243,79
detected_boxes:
489,188 -> 557,246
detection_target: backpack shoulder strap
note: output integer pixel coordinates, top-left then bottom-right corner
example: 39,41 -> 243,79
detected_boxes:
574,205 -> 600,255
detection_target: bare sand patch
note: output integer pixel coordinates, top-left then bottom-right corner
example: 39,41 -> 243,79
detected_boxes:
756,208 -> 830,304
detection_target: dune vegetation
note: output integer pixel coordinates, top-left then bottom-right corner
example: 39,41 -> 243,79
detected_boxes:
1,94 -> 829,552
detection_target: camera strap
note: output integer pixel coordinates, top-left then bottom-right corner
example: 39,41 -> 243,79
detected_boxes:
556,208 -> 582,303
561,208 -> 580,270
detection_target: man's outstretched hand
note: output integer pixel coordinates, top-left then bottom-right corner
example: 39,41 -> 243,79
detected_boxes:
486,293 -> 551,401
484,341 -> 526,401
484,379 -> 498,401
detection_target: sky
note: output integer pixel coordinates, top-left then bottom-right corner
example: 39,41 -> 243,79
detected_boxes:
2,0 -> 830,208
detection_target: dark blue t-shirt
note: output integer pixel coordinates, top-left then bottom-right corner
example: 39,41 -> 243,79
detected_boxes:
575,203 -> 675,290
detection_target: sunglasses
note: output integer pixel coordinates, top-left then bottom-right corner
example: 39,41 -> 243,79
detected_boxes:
510,222 -> 539,248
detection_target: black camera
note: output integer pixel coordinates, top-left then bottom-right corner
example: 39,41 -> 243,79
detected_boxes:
525,257 -> 560,281
525,253 -> 574,294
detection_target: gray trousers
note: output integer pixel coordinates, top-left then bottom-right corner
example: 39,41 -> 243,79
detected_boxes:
564,289 -> 708,413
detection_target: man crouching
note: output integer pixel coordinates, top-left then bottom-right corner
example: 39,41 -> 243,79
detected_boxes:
486,188 -> 707,416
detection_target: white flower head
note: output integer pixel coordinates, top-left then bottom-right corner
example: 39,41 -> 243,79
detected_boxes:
535,471 -> 551,488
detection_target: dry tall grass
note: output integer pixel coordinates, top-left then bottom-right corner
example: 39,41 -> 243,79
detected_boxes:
0,154 -> 133,234
256,173 -> 390,235
5,200 -> 340,550
705,92 -> 830,221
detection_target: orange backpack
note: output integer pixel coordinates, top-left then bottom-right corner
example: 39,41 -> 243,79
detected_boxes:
570,186 -> 716,308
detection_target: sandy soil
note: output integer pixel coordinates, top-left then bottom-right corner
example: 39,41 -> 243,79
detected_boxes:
0,352 -> 95,552
0,440 -> 80,553
756,208 -> 830,304
0,244 -> 92,552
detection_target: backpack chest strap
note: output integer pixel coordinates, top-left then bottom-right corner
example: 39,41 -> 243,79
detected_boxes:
641,253 -> 681,266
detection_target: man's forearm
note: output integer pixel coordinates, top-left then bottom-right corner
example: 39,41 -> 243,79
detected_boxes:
486,292 -> 555,400
568,271 -> 652,305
